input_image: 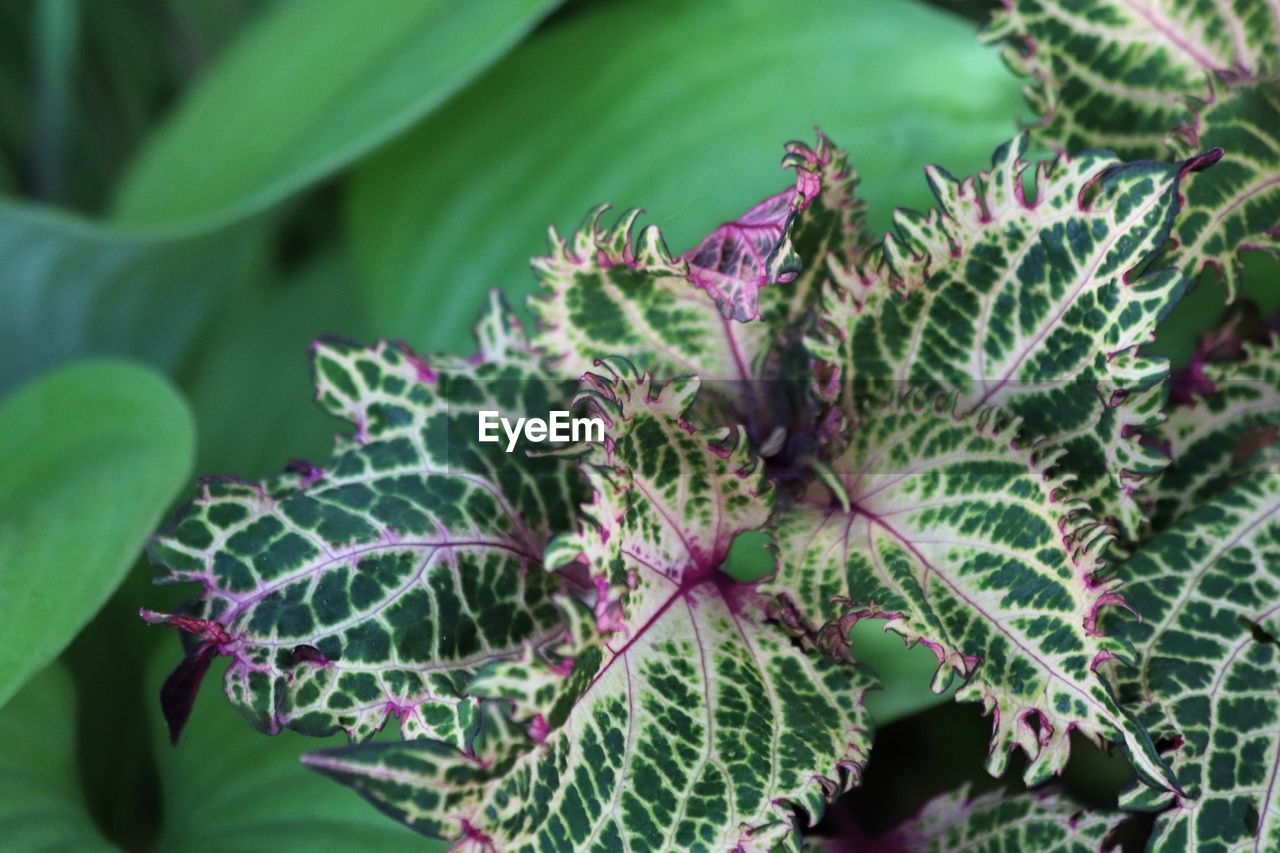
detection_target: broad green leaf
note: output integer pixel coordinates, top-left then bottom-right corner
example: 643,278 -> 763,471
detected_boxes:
349,0 -> 1025,354
306,362 -> 874,850
763,393 -> 1174,790
148,650 -> 431,852
1171,80 -> 1280,300
0,664 -> 114,851
145,294 -> 582,745
0,0 -> 265,212
875,783 -> 1123,851
114,0 -> 557,229
817,134 -> 1195,539
984,0 -> 1279,159
1114,469 -> 1280,851
1149,339 -> 1280,529
0,360 -> 194,708
0,201 -> 264,396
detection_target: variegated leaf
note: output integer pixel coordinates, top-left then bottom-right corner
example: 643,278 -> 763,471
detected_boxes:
530,134 -> 863,386
815,134 -> 1195,539
752,135 -> 868,335
1172,79 -> 1280,300
144,293 -> 582,745
983,0 -> 1279,160
305,361 -> 874,850
1149,337 -> 1280,529
1113,469 -> 1280,852
984,2 -> 1280,301
764,392 -> 1175,790
875,783 -> 1124,852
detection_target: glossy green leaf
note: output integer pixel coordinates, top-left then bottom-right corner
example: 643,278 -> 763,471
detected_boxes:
349,0 -> 1024,354
114,0 -> 558,229
0,360 -> 194,709
1115,469 -> 1280,851
0,358 -> 194,712
306,362 -> 874,850
877,783 -> 1123,852
145,294 -> 582,744
0,201 -> 264,396
148,651 -> 433,852
0,665 -> 114,851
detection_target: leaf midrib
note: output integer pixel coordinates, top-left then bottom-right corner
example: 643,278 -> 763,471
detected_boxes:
1115,0 -> 1231,70
975,166 -> 1171,406
851,502 -> 1112,721
565,571 -> 759,850
220,538 -> 539,632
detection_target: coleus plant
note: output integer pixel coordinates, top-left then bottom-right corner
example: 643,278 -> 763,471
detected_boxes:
142,5 -> 1280,850
985,0 -> 1280,300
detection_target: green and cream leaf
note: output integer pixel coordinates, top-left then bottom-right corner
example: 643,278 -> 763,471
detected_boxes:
765,392 -> 1175,790
304,361 -> 874,850
144,293 -> 582,745
984,2 -> 1280,301
529,135 -> 863,387
817,134 -> 1194,538
984,0 -> 1279,160
1148,338 -> 1280,529
1114,469 -> 1280,852
1171,79 -> 1280,300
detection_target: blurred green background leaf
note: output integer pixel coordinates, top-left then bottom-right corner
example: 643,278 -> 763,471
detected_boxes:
0,654 -> 437,853
0,0 -> 268,214
113,0 -> 559,231
182,252 -> 362,478
0,204 -> 265,395
0,360 -> 194,708
57,250 -> 363,845
0,665 -> 114,851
